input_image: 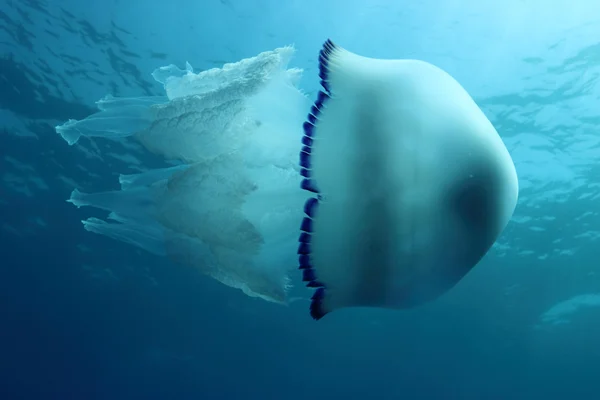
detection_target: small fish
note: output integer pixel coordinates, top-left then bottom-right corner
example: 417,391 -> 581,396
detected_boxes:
298,39 -> 518,320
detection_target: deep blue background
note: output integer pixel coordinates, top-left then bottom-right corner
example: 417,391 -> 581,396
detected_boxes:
2,0 -> 600,399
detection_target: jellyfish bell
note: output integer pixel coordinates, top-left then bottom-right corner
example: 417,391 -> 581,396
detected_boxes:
297,40 -> 519,320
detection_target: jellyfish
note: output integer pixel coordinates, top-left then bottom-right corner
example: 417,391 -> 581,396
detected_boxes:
57,40 -> 518,318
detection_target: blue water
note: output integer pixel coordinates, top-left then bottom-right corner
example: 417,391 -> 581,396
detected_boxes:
2,0 -> 600,399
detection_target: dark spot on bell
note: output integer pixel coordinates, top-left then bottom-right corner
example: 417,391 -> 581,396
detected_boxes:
450,173 -> 499,241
